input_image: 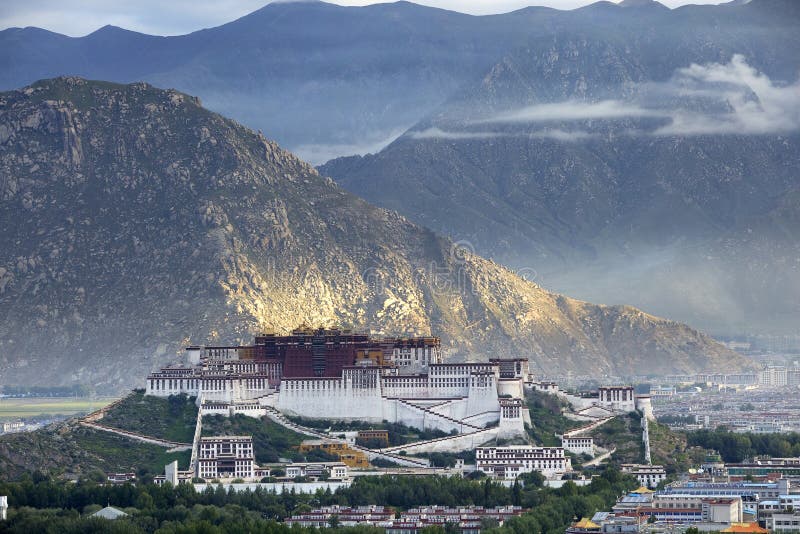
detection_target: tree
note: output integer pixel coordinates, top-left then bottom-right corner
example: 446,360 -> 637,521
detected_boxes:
135,492 -> 154,510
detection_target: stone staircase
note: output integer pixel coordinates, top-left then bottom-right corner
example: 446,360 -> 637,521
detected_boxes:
381,426 -> 498,455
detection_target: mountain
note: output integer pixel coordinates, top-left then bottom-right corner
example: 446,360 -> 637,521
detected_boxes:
0,1 -> 554,163
3,0 -> 796,166
320,0 -> 800,338
0,77 -> 749,390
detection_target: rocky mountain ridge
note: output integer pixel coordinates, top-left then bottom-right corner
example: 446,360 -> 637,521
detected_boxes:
0,77 -> 751,390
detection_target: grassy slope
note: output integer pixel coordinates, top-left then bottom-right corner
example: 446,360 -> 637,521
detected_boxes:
100,391 -> 197,443
648,420 -> 703,475
592,413 -> 645,465
526,390 -> 583,447
201,414 -> 312,464
0,392 -> 202,479
0,423 -> 190,480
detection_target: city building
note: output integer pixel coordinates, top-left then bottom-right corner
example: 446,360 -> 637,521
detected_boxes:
649,386 -> 676,399
620,464 -> 666,488
760,365 -> 788,388
284,505 -> 527,531
388,505 -> 527,533
356,429 -> 389,446
284,505 -> 394,528
197,436 -> 256,480
592,513 -> 642,534
1,421 -> 24,434
475,446 -> 571,479
660,479 -> 790,510
769,512 -> 800,532
725,459 -> 800,479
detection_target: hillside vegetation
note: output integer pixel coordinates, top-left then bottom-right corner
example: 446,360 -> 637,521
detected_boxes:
201,414 -> 311,464
100,391 -> 197,443
525,390 -> 583,447
0,423 -> 190,480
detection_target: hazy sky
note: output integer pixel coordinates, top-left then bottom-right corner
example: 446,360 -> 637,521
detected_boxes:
0,0 -> 727,37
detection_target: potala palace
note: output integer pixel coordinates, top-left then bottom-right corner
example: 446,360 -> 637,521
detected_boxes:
145,328 -> 534,439
144,328 -> 652,447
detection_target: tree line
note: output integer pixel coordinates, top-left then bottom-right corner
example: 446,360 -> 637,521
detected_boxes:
687,428 -> 800,463
0,468 -> 636,533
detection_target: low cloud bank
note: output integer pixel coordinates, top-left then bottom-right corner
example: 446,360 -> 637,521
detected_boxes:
410,127 -> 505,140
478,100 -> 660,123
654,54 -> 800,135
458,55 -> 800,139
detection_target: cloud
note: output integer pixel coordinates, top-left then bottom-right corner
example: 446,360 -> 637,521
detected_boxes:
473,56 -> 800,137
478,100 -> 662,124
653,54 -> 800,136
409,127 -> 505,140
529,129 -> 595,141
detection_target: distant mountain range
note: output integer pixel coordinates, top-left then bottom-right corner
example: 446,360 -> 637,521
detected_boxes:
1,0 -> 793,165
0,78 -> 750,390
320,0 -> 800,337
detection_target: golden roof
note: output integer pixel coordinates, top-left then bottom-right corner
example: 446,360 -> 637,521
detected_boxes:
573,518 -> 600,530
632,486 -> 655,494
721,523 -> 769,533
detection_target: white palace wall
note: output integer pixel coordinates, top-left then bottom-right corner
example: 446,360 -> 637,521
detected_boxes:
147,357 -> 529,436
274,366 -> 511,433
277,377 -> 385,422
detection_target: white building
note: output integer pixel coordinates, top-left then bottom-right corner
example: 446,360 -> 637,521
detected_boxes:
649,386 -> 676,398
703,498 -> 743,524
1,421 -> 24,433
562,436 -> 594,457
285,462 -> 348,480
475,446 -> 571,479
621,464 -> 666,488
760,365 -> 788,388
769,511 -> 800,532
0,496 -> 7,521
197,436 -> 256,480
153,460 -> 194,486
529,381 -> 559,394
598,386 -> 636,413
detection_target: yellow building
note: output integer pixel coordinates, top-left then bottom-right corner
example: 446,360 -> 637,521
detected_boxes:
297,439 -> 370,468
355,347 -> 391,367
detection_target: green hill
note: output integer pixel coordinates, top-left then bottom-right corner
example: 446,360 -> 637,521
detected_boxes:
0,423 -> 190,481
100,391 -> 197,443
